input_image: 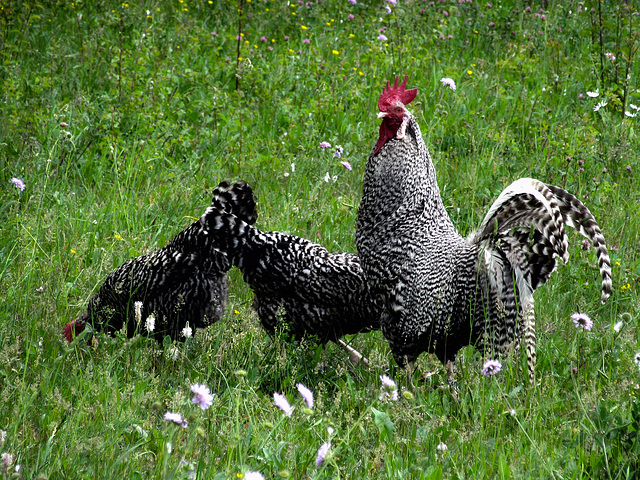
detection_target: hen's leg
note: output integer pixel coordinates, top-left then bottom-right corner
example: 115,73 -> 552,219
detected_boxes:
337,339 -> 368,366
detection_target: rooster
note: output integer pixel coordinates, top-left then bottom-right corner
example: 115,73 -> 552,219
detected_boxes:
200,180 -> 381,364
63,182 -> 257,343
355,76 -> 612,382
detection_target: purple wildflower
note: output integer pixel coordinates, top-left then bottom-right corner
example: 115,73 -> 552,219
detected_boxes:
284,35 -> 290,40
385,5 -> 391,13
440,77 -> 456,91
319,141 -> 331,149
348,13 -> 355,19
164,411 -> 188,428
191,383 -> 214,410
334,145 -> 344,158
348,0 -> 357,4
379,374 -> 399,402
488,21 -> 495,27
59,122 -> 69,127
380,374 -> 396,389
211,31 -> 219,36
303,38 -> 310,44
273,392 -> 293,417
627,165 -> 632,172
481,359 -> 502,377
571,313 -> 593,331
10,178 -> 25,191
297,383 -> 314,409
581,239 -> 591,251
1,453 -> 13,472
377,34 -> 388,41
315,442 -> 331,467
260,36 -> 267,42
340,161 -> 352,171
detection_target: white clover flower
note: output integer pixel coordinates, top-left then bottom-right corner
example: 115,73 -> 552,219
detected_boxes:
134,301 -> 143,325
182,325 -> 193,338
244,472 -> 266,480
586,89 -> 599,98
145,315 -> 156,332
593,100 -> 608,112
168,346 -> 180,361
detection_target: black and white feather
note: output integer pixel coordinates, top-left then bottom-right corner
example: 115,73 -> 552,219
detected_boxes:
200,181 -> 381,346
356,76 -> 612,382
64,183 -> 257,343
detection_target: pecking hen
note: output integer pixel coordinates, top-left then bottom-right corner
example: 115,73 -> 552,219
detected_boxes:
63,182 -> 257,344
199,180 -> 381,364
355,76 -> 612,382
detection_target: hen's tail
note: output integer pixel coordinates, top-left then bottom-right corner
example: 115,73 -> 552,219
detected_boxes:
469,178 -> 612,383
210,180 -> 258,226
200,181 -> 258,258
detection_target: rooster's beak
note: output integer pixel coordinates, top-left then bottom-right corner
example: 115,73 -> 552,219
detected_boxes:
377,112 -> 387,119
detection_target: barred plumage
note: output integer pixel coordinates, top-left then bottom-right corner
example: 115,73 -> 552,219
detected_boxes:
200,181 -> 381,350
356,76 -> 612,382
63,182 -> 257,343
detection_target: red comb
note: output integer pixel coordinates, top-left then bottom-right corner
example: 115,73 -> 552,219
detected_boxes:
378,75 -> 417,111
63,318 -> 85,342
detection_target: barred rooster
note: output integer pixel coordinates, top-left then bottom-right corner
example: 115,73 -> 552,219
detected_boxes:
63,183 -> 257,343
200,181 -> 381,364
355,76 -> 612,382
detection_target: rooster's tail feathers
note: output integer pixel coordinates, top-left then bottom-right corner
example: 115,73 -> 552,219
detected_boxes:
545,184 -> 612,303
471,178 -> 569,263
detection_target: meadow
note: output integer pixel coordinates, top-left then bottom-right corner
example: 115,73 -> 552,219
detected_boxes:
1,0 -> 640,478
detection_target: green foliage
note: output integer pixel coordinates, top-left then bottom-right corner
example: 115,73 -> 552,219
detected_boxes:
1,0 -> 639,478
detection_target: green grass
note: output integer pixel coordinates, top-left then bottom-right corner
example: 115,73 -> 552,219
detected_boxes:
1,0 -> 640,478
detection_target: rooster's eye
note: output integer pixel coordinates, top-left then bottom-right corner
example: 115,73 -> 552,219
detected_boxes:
395,107 -> 403,113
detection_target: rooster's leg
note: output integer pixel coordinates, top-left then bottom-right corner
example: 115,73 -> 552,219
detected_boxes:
446,360 -> 459,402
337,339 -> 369,366
406,360 -> 416,392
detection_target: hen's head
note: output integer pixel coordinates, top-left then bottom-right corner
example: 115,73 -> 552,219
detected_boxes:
374,75 -> 417,155
63,316 -> 87,343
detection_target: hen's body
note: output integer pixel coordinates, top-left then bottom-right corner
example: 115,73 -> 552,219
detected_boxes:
64,183 -> 257,342
200,181 -> 381,345
356,76 -> 612,380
